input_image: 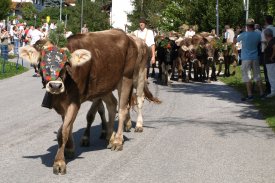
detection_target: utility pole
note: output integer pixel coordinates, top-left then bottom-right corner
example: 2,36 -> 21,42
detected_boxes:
216,0 -> 219,36
60,0 -> 62,21
81,0 -> 84,32
244,0 -> 249,21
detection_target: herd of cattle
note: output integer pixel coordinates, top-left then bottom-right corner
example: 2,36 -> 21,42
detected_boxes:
18,29 -> 238,175
155,32 -> 239,85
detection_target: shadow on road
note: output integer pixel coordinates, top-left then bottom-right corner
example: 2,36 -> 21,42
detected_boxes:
23,124 -> 108,167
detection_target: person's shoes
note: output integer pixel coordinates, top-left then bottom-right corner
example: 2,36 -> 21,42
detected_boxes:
266,92 -> 275,98
241,95 -> 254,102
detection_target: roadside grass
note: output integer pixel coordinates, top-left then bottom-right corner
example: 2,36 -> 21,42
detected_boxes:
0,58 -> 28,80
219,66 -> 275,129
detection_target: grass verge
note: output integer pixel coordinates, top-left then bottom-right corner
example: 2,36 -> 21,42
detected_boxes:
0,59 -> 28,80
219,66 -> 275,129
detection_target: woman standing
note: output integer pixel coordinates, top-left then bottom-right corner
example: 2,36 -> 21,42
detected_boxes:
0,28 -> 10,61
12,26 -> 20,55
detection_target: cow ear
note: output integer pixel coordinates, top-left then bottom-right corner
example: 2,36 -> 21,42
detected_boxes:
19,45 -> 40,65
70,49 -> 91,66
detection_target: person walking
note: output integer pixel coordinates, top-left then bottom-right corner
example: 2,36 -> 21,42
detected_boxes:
236,18 -> 265,101
263,28 -> 275,98
134,17 -> 155,80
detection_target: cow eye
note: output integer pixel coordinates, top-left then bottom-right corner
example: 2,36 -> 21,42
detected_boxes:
50,65 -> 56,70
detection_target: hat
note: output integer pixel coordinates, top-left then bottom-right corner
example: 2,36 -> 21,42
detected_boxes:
139,17 -> 147,24
246,18 -> 255,25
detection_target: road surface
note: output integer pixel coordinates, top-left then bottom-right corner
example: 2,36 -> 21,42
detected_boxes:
1,69 -> 275,183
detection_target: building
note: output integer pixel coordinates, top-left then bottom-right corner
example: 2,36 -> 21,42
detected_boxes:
110,0 -> 133,31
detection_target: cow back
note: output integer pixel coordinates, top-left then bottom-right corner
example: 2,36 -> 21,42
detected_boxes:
66,29 -> 133,100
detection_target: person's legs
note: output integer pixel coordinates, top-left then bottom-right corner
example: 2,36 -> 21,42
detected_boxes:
264,63 -> 271,94
266,63 -> 275,97
252,60 -> 264,96
241,60 -> 253,100
245,82 -> 252,96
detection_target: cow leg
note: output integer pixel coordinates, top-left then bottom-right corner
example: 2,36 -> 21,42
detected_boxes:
111,77 -> 133,151
193,62 -> 198,81
54,103 -> 79,175
206,62 -> 211,83
124,110 -> 132,132
188,61 -> 192,80
98,101 -> 108,139
161,62 -> 166,85
80,99 -> 105,147
158,60 -> 162,80
211,64 -> 217,81
231,58 -> 237,76
134,67 -> 146,132
217,60 -> 223,76
101,93 -> 117,142
177,58 -> 183,82
151,63 -> 156,77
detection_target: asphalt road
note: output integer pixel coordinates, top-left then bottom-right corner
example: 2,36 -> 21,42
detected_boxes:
1,68 -> 275,183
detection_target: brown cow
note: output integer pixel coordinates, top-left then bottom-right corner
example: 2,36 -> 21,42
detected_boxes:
19,29 -> 160,175
81,34 -> 161,147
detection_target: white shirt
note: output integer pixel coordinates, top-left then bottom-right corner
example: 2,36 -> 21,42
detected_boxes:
261,25 -> 275,52
185,30 -> 195,38
29,29 -> 43,45
134,28 -> 155,47
225,29 -> 235,43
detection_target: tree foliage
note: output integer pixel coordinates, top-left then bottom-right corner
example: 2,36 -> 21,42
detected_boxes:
128,0 -> 270,33
0,0 -> 12,20
39,0 -> 110,34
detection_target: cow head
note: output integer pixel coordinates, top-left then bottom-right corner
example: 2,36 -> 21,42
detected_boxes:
19,43 -> 91,94
205,43 -> 215,62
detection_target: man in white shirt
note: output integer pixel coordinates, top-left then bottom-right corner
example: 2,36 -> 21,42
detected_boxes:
134,18 -> 155,79
184,27 -> 195,38
28,26 -> 43,45
224,25 -> 235,43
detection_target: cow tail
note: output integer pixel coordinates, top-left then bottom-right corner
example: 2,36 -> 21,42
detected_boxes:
144,84 -> 162,104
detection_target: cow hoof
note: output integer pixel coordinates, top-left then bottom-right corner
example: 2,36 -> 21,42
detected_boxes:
231,71 -> 236,76
135,126 -> 143,133
124,126 -> 131,132
124,120 -> 132,132
80,136 -> 90,147
109,134 -> 123,151
107,132 -> 116,149
53,161 -> 66,175
111,143 -> 123,151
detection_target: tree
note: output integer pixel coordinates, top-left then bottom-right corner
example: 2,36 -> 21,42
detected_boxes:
0,0 -> 12,21
39,0 -> 110,34
128,0 -> 271,33
21,2 -> 38,25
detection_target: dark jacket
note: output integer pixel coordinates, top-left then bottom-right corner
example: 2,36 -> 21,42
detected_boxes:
264,37 -> 275,64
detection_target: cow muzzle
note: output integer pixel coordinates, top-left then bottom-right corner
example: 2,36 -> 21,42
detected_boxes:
207,57 -> 214,61
218,57 -> 224,63
46,80 -> 65,94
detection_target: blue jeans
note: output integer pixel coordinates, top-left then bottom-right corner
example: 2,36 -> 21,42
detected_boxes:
1,44 -> 8,61
14,39 -> 19,55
